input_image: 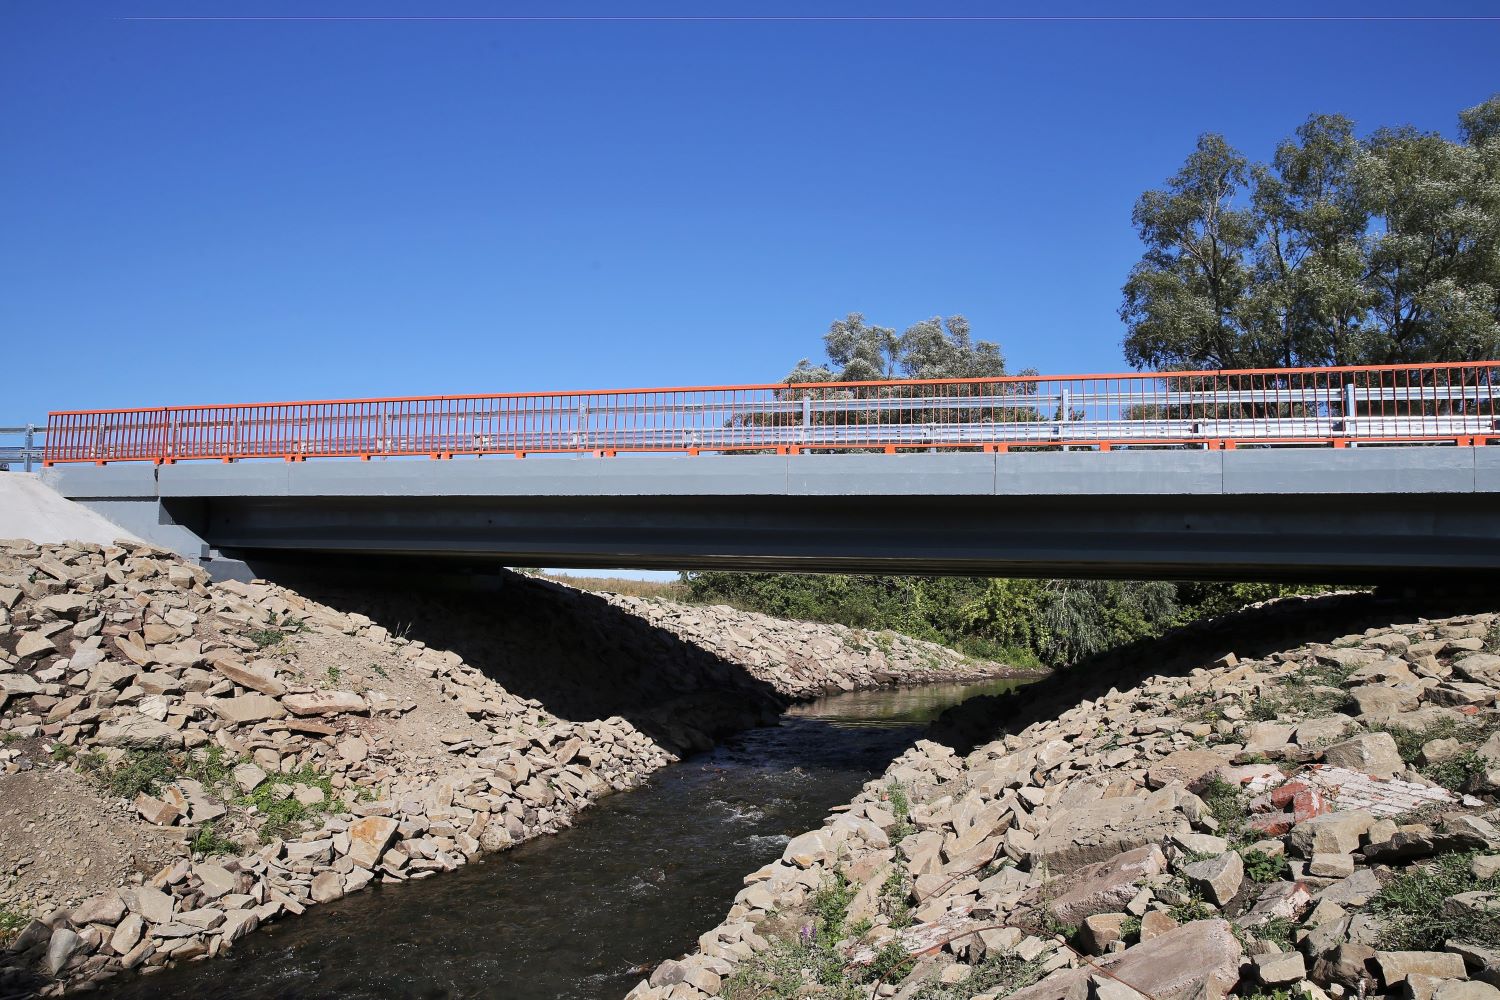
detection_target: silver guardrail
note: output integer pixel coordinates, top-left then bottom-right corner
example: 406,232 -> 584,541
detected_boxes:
0,424 -> 45,472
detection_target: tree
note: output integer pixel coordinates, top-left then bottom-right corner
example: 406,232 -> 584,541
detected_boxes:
1249,114 -> 1374,367
785,312 -> 1011,383
1121,96 -> 1500,371
1358,122 -> 1500,362
1120,134 -> 1259,371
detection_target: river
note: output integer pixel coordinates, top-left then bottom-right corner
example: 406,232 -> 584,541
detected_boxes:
88,677 -> 1028,1000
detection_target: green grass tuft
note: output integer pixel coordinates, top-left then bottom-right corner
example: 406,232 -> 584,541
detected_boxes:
1369,851 -> 1500,950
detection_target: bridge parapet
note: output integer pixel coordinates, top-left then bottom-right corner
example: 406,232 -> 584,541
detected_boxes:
42,362 -> 1500,465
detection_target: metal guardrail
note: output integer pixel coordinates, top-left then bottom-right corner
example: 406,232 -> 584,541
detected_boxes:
40,362 -> 1500,464
0,425 -> 44,472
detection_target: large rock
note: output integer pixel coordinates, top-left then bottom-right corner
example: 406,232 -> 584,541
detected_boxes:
45,927 -> 82,976
71,891 -> 126,926
1147,750 -> 1230,791
1456,653 -> 1500,686
783,829 -> 837,868
310,870 -> 344,903
1047,846 -> 1167,926
1182,851 -> 1244,906
132,885 -> 174,924
346,816 -> 400,868
36,593 -> 94,619
209,656 -> 287,697
1030,788 -> 1192,870
1323,732 -> 1404,777
1374,951 -> 1467,986
282,691 -> 369,716
1350,684 -> 1423,718
97,715 -> 184,750
85,658 -> 136,692
16,631 -> 56,660
194,862 -> 238,899
1253,950 -> 1307,987
135,792 -> 182,826
1093,919 -> 1244,1000
211,694 -> 286,724
110,913 -> 143,955
1295,716 -> 1360,747
1290,810 -> 1376,856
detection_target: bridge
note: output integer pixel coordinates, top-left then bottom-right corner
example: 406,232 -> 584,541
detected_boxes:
32,361 -> 1500,582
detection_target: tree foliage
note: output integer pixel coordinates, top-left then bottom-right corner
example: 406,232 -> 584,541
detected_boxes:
1122,95 -> 1500,370
680,572 -> 1329,668
785,313 -> 1015,384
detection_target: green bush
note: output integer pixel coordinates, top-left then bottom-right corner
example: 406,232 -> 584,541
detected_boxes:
104,750 -> 181,799
190,822 -> 237,857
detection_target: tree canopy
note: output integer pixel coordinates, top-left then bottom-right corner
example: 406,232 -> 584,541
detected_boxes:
785,313 -> 1015,383
1122,95 -> 1500,371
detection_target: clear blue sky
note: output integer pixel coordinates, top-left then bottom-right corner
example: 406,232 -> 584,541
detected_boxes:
4,2 -> 1498,421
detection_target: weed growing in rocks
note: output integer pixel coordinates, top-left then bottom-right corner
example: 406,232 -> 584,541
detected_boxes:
721,937 -> 861,1000
812,873 -> 856,946
866,941 -> 915,986
248,613 -> 308,649
1261,660 -> 1355,717
104,749 -> 180,799
1165,881 -> 1217,924
190,822 -> 237,857
1370,717 -> 1498,791
886,781 -> 916,842
48,744 -> 75,763
1255,916 -> 1297,949
911,951 -> 1047,1000
1240,848 -> 1288,883
242,765 -> 339,843
880,868 -> 915,929
1240,990 -> 1295,1000
1369,851 -> 1500,950
0,908 -> 26,948
723,875 -> 890,1000
1197,776 -> 1250,844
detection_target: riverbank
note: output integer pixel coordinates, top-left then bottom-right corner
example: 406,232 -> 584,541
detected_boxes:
633,591 -> 1500,1000
0,539 -> 1019,996
69,678 -> 1030,1000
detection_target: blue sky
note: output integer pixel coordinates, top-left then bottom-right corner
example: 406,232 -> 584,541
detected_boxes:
3,2 -> 1498,423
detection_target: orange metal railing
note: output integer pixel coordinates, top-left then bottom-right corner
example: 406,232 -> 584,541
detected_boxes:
42,362 -> 1500,465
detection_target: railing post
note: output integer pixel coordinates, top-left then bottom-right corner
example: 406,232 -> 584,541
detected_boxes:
1343,382 -> 1357,438
24,423 -> 34,473
1060,388 -> 1071,451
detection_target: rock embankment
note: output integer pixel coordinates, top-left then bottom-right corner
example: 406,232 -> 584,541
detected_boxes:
600,594 -> 1006,697
0,540 -> 1009,995
632,605 -> 1500,1000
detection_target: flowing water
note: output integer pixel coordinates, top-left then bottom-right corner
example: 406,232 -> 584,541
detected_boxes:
90,678 -> 1028,1000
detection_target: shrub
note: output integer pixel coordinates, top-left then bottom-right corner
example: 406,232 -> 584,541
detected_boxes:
104,749 -> 181,799
190,822 -> 237,857
1240,848 -> 1287,884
